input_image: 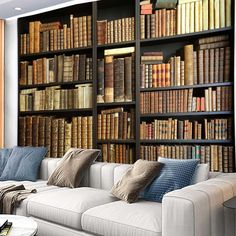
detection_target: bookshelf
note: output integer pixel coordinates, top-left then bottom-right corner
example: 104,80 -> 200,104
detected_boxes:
17,0 -> 235,172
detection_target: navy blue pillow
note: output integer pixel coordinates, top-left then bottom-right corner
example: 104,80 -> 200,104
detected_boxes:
0,148 -> 13,175
140,157 -> 199,202
0,146 -> 47,181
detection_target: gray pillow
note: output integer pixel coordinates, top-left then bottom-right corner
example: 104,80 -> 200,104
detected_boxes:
111,159 -> 163,203
0,146 -> 47,181
0,148 -> 12,175
47,148 -> 100,188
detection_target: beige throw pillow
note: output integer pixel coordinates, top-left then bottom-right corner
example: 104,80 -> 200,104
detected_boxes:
111,159 -> 163,203
47,148 -> 100,188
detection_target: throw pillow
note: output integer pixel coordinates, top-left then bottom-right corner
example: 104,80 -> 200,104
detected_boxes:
0,148 -> 13,175
140,157 -> 199,202
47,148 -> 100,188
0,146 -> 47,181
111,159 -> 163,203
191,163 -> 209,184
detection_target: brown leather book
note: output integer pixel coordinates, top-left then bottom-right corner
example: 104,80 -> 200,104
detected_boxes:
32,116 -> 39,147
214,48 -> 219,83
104,56 -> 114,103
97,59 -> 105,103
82,16 -> 87,47
51,119 -> 59,157
34,21 -> 41,53
209,48 -> 215,83
58,118 -> 65,157
146,15 -> 151,39
81,117 -> 88,148
224,47 -> 230,82
73,17 -> 79,48
184,45 -> 194,85
44,117 -> 52,157
97,20 -> 107,45
125,56 -> 133,101
140,15 -> 145,39
64,122 -> 72,152
19,117 -> 26,146
203,49 -> 209,84
29,22 -> 35,53
114,58 -> 125,102
87,16 -> 92,46
198,50 -> 204,84
38,116 -> 45,147
151,14 -> 156,38
219,48 -> 224,82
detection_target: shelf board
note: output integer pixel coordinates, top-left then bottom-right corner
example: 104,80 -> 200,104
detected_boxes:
140,111 -> 233,118
19,46 -> 92,59
140,82 -> 233,92
97,139 -> 136,144
140,139 -> 233,144
19,80 -> 93,89
140,27 -> 233,46
19,108 -> 93,115
97,40 -> 135,49
97,101 -> 135,107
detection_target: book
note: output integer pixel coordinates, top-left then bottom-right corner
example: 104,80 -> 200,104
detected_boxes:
104,47 -> 135,56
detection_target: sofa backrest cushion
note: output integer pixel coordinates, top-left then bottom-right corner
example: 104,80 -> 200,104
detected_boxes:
40,158 -> 213,190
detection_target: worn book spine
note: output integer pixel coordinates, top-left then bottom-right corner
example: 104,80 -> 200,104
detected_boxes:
97,59 -> 105,103
105,56 -> 114,103
184,45 -> 194,85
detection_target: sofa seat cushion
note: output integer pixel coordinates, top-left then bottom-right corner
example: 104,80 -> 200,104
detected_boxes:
82,200 -> 162,236
27,187 -> 117,231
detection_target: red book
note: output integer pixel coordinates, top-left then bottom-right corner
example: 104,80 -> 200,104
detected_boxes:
196,97 -> 201,112
141,9 -> 153,15
201,97 -> 205,111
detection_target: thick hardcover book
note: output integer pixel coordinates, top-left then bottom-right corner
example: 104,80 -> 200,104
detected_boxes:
125,57 -> 133,101
105,56 -> 114,103
184,45 -> 194,85
97,59 -> 105,103
114,58 -> 125,102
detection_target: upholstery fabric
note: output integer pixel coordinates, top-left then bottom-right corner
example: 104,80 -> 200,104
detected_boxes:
191,163 -> 209,184
47,148 -> 100,188
162,173 -> 236,236
0,146 -> 47,181
82,200 -> 162,236
141,157 -> 199,202
27,187 -> 117,230
111,160 -> 163,203
0,148 -> 12,176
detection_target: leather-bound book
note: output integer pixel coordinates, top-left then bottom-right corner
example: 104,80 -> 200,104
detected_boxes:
151,14 -> 156,38
198,50 -> 204,84
105,56 -> 114,103
38,116 -> 45,147
209,48 -> 215,83
214,48 -> 219,83
82,16 -> 87,47
73,17 -> 79,48
77,117 -> 82,147
51,118 -> 59,157
140,15 -> 145,39
63,24 -> 67,50
224,47 -> 230,82
78,17 -> 83,47
64,122 -> 72,153
44,117 -> 52,157
87,116 -> 93,149
70,15 -> 74,48
25,116 -> 33,146
29,22 -> 35,53
114,58 -> 125,102
57,118 -> 65,157
101,113 -> 107,140
219,48 -> 224,82
125,56 -> 132,101
32,116 -> 39,147
20,61 -> 29,85
203,49 -> 209,84
34,21 -> 41,53
97,59 -> 105,103
87,15 -> 92,46
97,20 -> 107,45
184,45 -> 194,85
79,54 -> 86,81
19,117 -> 26,146
81,117 -> 88,149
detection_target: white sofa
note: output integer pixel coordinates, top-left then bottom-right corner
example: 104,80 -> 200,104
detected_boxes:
1,158 -> 235,236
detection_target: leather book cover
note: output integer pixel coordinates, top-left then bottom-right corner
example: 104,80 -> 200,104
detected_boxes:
125,56 -> 132,101
184,44 -> 194,85
105,56 -> 114,103
58,118 -> 65,157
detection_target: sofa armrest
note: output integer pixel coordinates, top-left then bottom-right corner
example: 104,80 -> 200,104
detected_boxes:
162,173 -> 236,236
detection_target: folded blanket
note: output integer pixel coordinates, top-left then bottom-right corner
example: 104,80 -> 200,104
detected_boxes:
0,184 -> 36,214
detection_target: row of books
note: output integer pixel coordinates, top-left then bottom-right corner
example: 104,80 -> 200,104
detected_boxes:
177,0 -> 231,35
140,145 -> 234,173
140,0 -> 231,39
18,116 -> 93,158
140,87 -> 232,114
97,108 -> 135,140
99,144 -> 134,164
20,16 -> 92,54
97,54 -> 134,103
140,118 -> 231,140
20,54 -> 92,85
20,85 -> 92,111
97,17 -> 135,45
140,9 -> 177,39
140,36 -> 230,88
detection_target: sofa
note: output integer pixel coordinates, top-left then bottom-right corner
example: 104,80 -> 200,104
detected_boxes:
1,158 -> 235,236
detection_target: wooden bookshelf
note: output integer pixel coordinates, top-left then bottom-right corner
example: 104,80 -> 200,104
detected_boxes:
17,0 -> 235,172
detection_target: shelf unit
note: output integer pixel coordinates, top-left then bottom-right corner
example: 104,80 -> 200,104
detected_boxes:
17,0 -> 235,171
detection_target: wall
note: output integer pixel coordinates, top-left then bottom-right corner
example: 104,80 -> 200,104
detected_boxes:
0,20 -> 4,147
4,18 -> 18,147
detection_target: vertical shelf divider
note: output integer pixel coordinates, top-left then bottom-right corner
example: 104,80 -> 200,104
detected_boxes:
92,1 -> 98,149
135,0 -> 141,161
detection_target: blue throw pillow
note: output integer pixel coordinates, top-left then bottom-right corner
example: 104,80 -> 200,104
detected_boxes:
0,148 -> 13,175
0,146 -> 47,181
140,157 -> 199,202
